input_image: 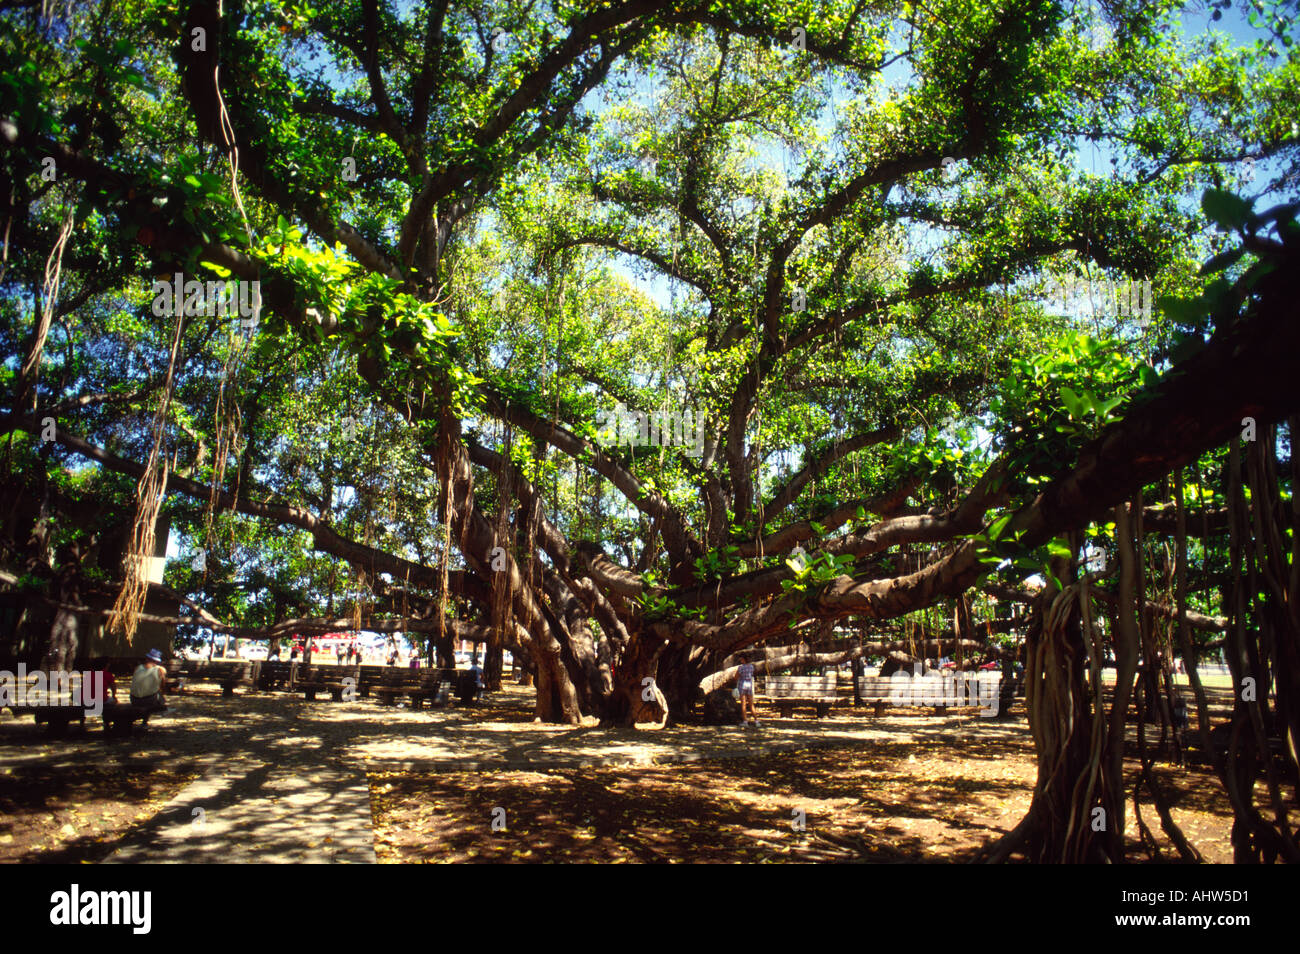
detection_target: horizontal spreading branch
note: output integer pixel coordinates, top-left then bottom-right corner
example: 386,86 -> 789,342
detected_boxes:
658,257 -> 1300,650
699,633 -> 1017,694
0,411 -> 466,601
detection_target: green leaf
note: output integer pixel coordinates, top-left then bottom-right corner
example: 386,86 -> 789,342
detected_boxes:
1060,386 -> 1086,419
1046,538 -> 1073,559
1156,294 -> 1205,326
1199,247 -> 1246,275
1043,566 -> 1063,591
1095,395 -> 1124,419
1201,189 -> 1254,231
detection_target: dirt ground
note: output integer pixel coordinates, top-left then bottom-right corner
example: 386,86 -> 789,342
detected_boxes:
368,725 -> 1239,863
0,691 -> 1250,863
0,760 -> 203,863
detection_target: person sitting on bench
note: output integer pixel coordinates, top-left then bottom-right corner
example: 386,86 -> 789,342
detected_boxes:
90,657 -> 117,703
457,662 -> 484,704
130,649 -> 168,721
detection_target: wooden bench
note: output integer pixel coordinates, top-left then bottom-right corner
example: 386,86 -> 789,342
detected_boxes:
759,673 -> 840,718
210,662 -> 249,697
5,675 -> 102,734
11,698 -> 92,735
858,671 -> 1002,715
294,665 -> 361,701
257,661 -> 294,691
455,669 -> 485,704
371,669 -> 411,707
372,670 -> 443,709
164,660 -> 187,694
858,675 -> 906,715
408,671 -> 443,709
353,665 -> 385,698
100,700 -> 162,736
175,660 -> 251,696
32,703 -> 88,735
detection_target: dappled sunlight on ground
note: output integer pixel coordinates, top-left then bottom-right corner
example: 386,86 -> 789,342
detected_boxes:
0,682 -> 1241,862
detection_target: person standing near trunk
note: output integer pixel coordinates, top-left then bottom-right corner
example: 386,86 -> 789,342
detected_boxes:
734,653 -> 759,728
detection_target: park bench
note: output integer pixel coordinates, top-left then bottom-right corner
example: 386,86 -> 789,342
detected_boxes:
371,669 -> 410,707
257,661 -> 294,691
182,660 -> 252,696
759,673 -> 840,718
354,664 -> 397,698
372,669 -> 443,709
455,668 -> 486,704
32,702 -> 88,735
295,664 -> 361,701
4,673 -> 102,735
100,700 -> 162,736
9,695 -> 91,736
408,671 -> 444,709
164,659 -> 186,693
857,675 -> 901,716
1201,718 -> 1288,767
858,671 -> 1002,715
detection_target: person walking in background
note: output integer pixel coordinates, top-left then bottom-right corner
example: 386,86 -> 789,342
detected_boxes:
733,653 -> 759,728
468,657 -> 484,701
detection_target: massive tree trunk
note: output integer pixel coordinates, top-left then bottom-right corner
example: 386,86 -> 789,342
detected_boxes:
484,635 -> 503,691
435,632 -> 454,669
991,534 -> 1127,863
45,605 -> 79,672
652,641 -> 711,724
604,632 -> 668,727
432,404 -> 585,723
1215,436 -> 1300,862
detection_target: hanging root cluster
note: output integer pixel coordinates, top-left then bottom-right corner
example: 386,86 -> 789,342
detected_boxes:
108,311 -> 186,640
199,327 -> 251,570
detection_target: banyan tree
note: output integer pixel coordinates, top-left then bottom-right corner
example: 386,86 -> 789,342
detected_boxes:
2,0 -> 1297,861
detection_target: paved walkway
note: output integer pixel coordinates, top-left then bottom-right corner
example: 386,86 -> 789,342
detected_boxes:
104,760 -> 374,864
